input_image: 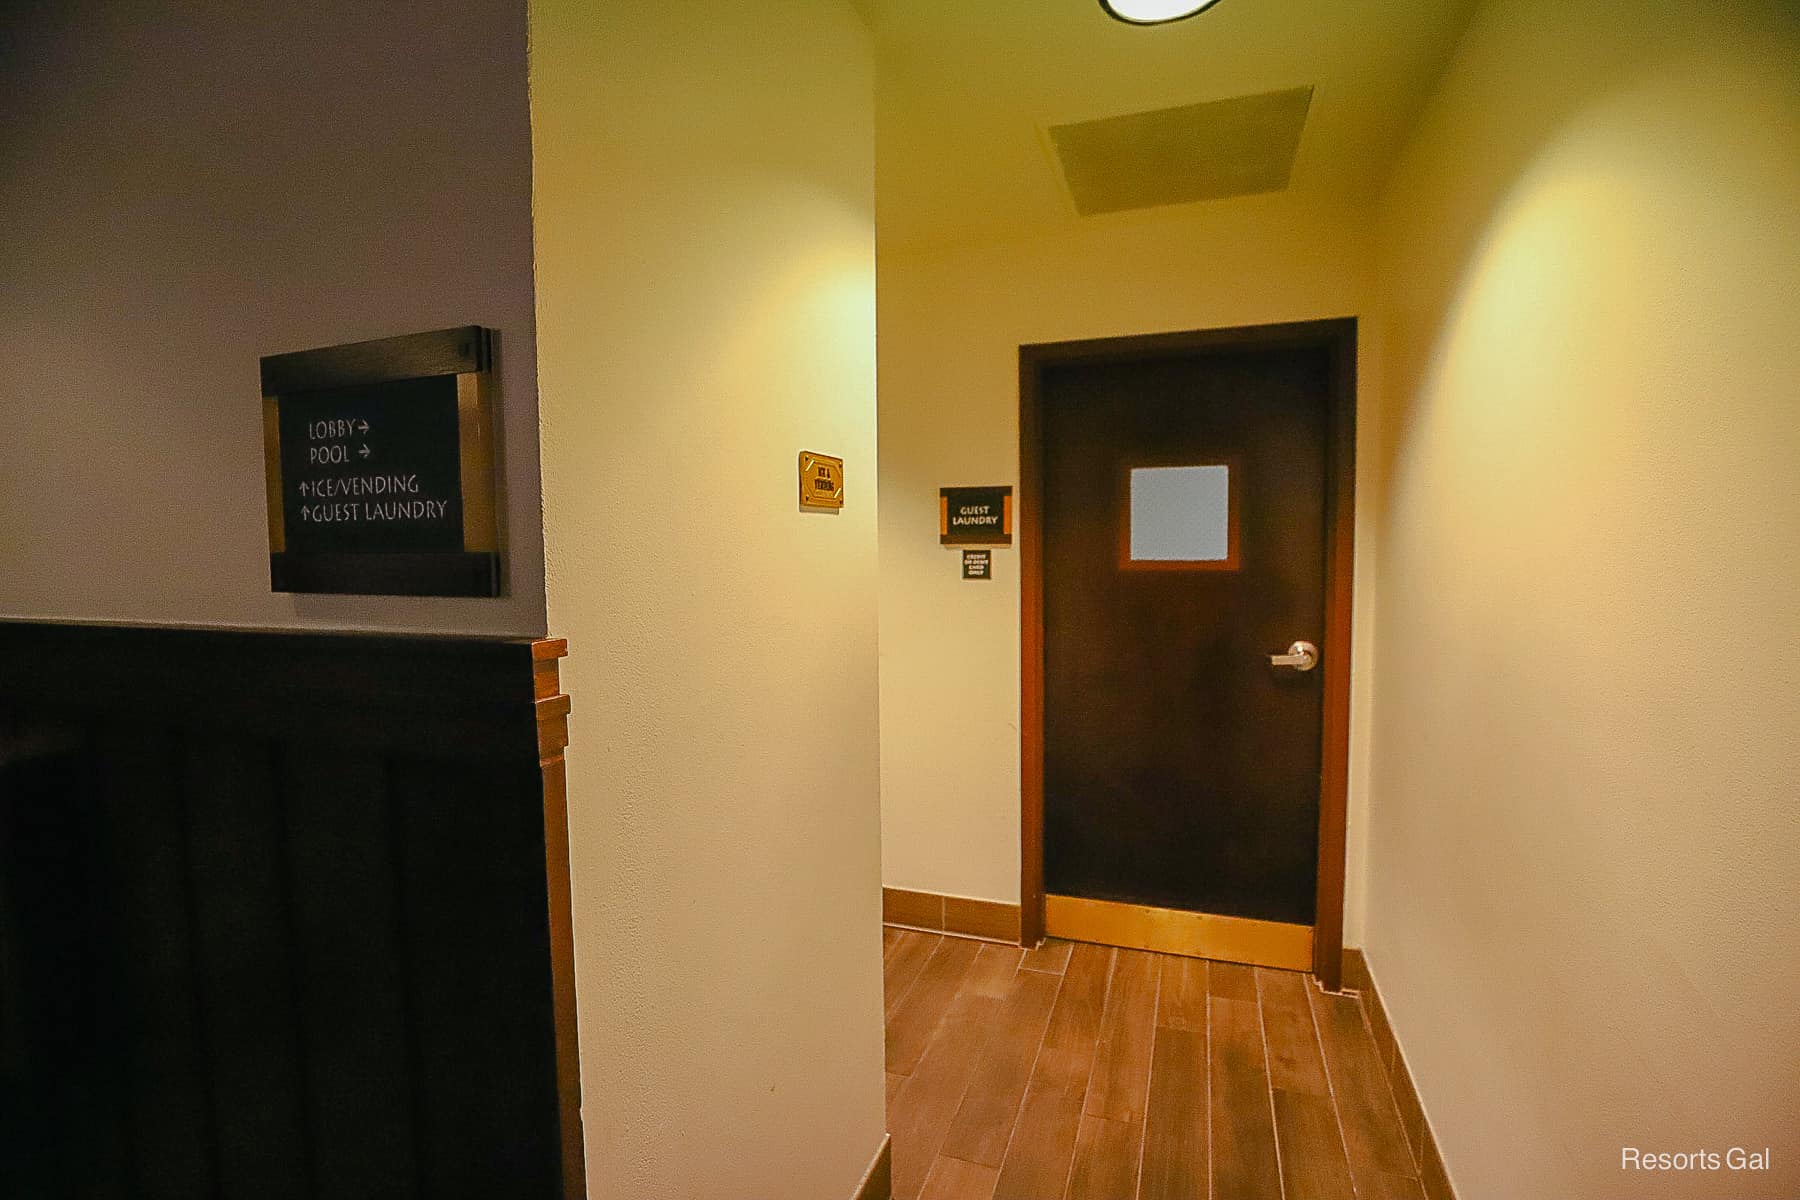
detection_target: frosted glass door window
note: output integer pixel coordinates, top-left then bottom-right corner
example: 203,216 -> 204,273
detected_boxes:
1128,465 -> 1233,564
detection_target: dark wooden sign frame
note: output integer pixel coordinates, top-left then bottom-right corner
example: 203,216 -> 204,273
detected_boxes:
262,326 -> 502,598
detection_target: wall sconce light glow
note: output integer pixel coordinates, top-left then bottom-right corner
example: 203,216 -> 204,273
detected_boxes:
1100,0 -> 1224,24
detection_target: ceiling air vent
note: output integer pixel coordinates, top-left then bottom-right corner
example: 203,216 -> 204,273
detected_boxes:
1047,85 -> 1313,216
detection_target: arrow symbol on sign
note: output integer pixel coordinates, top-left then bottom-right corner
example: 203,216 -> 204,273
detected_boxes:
298,481 -> 309,496
357,419 -> 369,434
358,444 -> 371,459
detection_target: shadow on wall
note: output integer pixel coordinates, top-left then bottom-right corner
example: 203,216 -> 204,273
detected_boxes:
1373,0 -> 1800,492
1363,0 -> 1800,1196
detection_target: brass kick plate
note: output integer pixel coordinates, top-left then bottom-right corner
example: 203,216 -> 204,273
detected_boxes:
1045,893 -> 1314,971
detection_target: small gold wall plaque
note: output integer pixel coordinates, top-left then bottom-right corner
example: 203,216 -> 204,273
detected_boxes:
799,451 -> 844,510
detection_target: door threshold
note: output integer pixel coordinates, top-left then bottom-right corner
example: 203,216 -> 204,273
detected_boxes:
1045,893 -> 1313,971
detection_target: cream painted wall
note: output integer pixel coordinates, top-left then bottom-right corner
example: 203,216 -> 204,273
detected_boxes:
1364,1 -> 1800,1196
877,194 -> 1381,945
531,3 -> 887,1197
0,2 -> 544,636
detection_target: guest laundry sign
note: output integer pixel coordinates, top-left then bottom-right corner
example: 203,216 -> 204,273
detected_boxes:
940,486 -> 1013,545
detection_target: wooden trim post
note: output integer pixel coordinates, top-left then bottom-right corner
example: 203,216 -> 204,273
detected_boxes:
533,638 -> 586,1198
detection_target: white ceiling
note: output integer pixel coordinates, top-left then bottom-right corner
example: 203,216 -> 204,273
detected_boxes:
858,0 -> 1481,252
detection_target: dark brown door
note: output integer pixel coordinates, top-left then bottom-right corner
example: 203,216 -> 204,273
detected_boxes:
1040,339 -> 1331,955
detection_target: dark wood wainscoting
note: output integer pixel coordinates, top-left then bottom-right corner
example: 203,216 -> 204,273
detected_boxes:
0,622 -> 583,1200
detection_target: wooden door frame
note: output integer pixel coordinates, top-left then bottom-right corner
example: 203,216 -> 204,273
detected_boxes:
1018,317 -> 1357,992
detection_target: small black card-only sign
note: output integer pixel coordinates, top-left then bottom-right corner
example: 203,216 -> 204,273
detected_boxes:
962,549 -> 992,580
940,486 -> 1013,545
263,326 -> 501,598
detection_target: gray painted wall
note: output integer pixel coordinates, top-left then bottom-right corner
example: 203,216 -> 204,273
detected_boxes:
1,2 -> 543,636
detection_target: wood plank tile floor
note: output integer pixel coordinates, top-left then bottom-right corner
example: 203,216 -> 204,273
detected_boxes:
883,928 -> 1425,1200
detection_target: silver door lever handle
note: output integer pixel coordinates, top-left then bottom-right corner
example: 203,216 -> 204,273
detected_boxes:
1269,640 -> 1319,672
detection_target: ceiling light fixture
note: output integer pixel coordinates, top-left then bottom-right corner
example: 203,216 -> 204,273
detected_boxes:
1099,0 -> 1225,24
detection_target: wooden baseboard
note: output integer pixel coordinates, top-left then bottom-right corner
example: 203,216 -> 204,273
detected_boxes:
882,887 -> 1022,944
852,1134 -> 892,1200
1341,949 -> 1457,1200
